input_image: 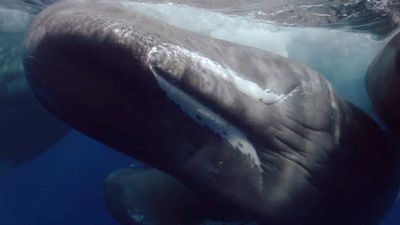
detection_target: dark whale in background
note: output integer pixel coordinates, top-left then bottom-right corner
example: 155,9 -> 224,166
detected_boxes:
0,13 -> 67,175
24,0 -> 400,224
104,168 -> 209,225
366,31 -> 400,133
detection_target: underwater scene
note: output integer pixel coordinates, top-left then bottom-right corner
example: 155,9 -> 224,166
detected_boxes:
3,0 -> 400,224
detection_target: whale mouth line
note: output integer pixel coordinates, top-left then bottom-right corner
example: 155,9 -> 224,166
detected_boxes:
146,44 -> 296,106
146,47 -> 262,168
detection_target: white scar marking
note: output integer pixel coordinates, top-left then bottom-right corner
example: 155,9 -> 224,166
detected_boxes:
327,82 -> 341,144
148,44 -> 293,105
147,46 -> 262,167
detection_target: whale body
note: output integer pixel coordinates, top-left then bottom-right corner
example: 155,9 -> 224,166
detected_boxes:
104,168 -> 210,225
366,31 -> 400,133
24,0 -> 400,224
119,0 -> 386,121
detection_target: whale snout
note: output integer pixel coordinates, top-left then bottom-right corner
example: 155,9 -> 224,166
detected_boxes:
24,4 -> 173,159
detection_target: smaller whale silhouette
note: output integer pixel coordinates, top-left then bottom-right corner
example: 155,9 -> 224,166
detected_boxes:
24,1 -> 400,224
0,28 -> 66,175
367,31 -> 400,133
104,168 -> 210,225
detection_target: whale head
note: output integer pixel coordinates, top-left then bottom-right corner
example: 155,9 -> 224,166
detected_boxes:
24,1 -> 400,224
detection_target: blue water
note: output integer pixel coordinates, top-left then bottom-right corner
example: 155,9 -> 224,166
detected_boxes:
0,130 -> 400,224
0,131 -> 136,225
0,46 -> 391,224
383,206 -> 400,225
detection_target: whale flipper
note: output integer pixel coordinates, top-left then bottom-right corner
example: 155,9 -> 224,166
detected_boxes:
24,1 -> 400,225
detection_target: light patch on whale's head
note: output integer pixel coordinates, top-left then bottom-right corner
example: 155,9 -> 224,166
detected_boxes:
146,45 -> 263,168
147,43 -> 292,105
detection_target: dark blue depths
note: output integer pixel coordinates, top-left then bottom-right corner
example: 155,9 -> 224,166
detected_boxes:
0,133 -> 399,224
0,131 -> 144,225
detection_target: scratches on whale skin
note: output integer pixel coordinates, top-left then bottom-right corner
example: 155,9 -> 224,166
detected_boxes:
266,136 -> 320,190
272,117 -> 332,161
258,150 -> 282,172
147,43 -> 297,106
278,121 -> 314,148
326,82 -> 341,145
257,143 -> 320,191
275,149 -> 319,191
284,115 -> 334,157
279,118 -> 331,155
145,42 -> 336,191
285,113 -> 325,133
147,47 -> 262,168
273,136 -> 307,160
154,74 -> 261,168
145,43 -> 314,179
272,134 -> 307,160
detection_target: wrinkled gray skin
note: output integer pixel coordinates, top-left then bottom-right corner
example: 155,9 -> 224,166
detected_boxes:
25,0 -> 400,225
366,31 -> 400,133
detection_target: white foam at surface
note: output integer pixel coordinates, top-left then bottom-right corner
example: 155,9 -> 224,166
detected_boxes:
123,1 -> 292,57
123,1 -> 386,122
